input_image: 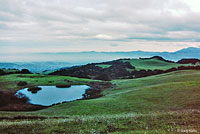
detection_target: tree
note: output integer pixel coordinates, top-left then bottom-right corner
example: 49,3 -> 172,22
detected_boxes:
0,70 -> 6,75
95,73 -> 112,81
20,69 -> 31,74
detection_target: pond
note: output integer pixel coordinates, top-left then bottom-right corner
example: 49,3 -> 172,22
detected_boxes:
15,85 -> 89,106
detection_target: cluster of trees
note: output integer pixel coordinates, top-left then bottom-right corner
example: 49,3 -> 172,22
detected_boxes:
0,69 -> 31,76
50,59 -> 135,80
82,88 -> 103,99
50,57 -> 200,81
82,82 -> 113,99
88,65 -> 200,81
0,70 -> 5,75
121,65 -> 200,79
177,59 -> 200,64
0,91 -> 29,108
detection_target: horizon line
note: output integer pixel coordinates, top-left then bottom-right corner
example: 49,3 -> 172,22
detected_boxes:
1,47 -> 198,54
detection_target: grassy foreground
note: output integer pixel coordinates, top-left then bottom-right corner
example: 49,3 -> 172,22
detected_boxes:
0,70 -> 200,133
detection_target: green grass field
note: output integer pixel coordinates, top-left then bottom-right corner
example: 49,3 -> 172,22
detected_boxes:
95,58 -> 193,71
0,70 -> 199,133
122,58 -> 192,70
0,74 -> 95,92
96,64 -> 112,69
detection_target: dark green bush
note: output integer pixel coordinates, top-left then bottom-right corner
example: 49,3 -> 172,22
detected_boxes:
95,73 -> 112,81
17,81 -> 27,86
56,84 -> 71,88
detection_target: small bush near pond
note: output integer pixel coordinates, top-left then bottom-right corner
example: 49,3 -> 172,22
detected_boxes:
27,87 -> 42,94
56,84 -> 71,88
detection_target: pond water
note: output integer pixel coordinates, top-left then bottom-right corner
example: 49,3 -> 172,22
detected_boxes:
15,85 -> 89,106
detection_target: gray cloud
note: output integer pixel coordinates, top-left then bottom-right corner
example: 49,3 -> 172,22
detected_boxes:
110,44 -> 119,47
0,0 -> 200,53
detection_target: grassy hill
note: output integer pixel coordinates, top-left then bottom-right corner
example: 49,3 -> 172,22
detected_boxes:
50,56 -> 194,80
40,70 -> 200,115
0,73 -> 99,111
121,58 -> 184,70
0,70 -> 199,133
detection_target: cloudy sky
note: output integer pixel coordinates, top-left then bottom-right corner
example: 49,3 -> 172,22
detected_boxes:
0,0 -> 200,54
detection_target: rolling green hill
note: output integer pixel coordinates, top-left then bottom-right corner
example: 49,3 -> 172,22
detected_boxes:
121,58 -> 186,70
0,70 -> 199,133
50,56 -> 195,80
41,70 -> 200,115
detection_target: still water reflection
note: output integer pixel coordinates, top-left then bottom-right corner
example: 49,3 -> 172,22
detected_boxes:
16,85 -> 89,106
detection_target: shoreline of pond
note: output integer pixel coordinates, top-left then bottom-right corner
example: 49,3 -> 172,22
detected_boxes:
0,81 -> 113,111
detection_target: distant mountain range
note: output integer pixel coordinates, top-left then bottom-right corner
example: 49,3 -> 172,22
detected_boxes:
0,62 -> 71,73
0,47 -> 199,72
146,47 -> 200,61
37,47 -> 200,63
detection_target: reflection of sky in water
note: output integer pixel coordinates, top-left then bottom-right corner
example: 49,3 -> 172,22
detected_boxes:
16,85 -> 89,106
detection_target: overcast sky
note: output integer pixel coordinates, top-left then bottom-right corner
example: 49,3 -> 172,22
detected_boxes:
0,0 -> 200,53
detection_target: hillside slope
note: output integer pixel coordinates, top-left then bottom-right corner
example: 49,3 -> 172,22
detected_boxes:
50,56 -> 194,80
42,70 -> 200,115
0,70 -> 199,133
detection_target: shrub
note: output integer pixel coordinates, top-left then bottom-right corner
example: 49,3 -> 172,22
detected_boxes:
0,91 -> 7,106
17,81 -> 27,86
20,69 -> 31,74
56,84 -> 71,88
27,87 -> 42,93
0,70 -> 6,75
0,91 -> 29,107
95,73 -> 112,81
82,88 -> 103,99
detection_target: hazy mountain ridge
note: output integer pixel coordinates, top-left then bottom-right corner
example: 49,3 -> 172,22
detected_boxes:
0,62 -> 71,73
0,47 -> 199,72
